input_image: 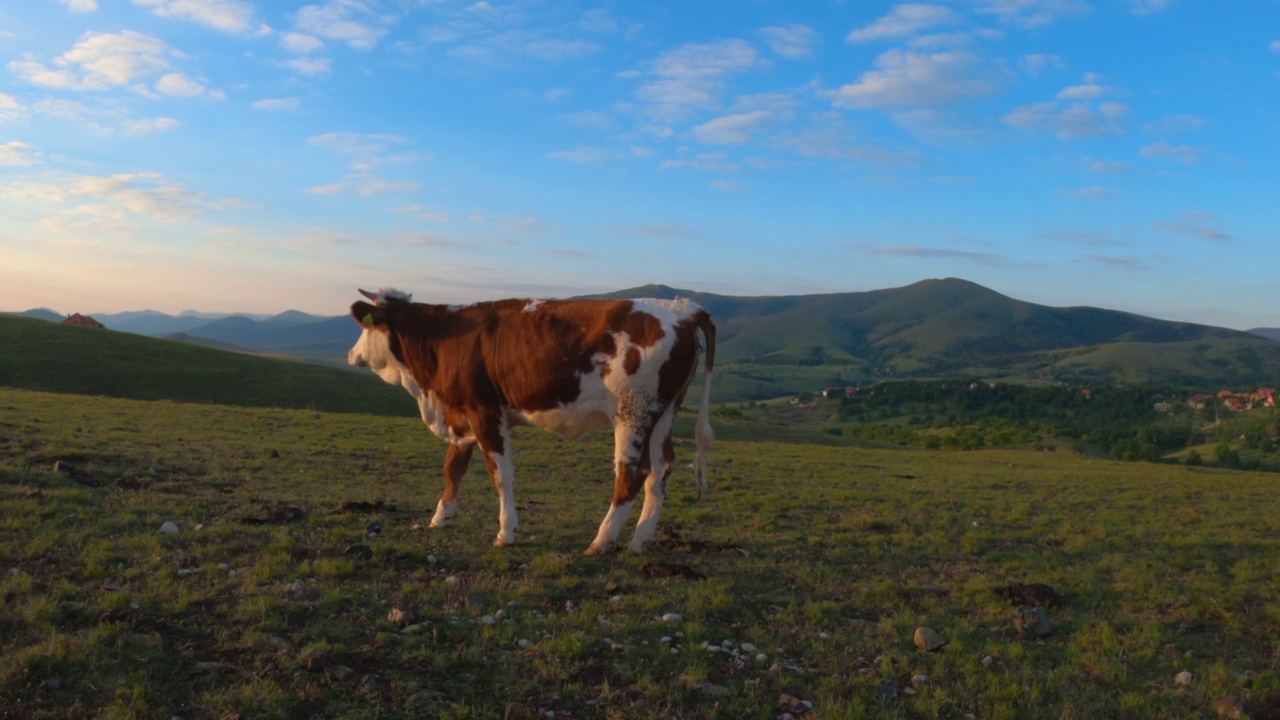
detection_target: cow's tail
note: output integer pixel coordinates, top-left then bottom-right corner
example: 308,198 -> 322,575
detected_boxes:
693,310 -> 716,498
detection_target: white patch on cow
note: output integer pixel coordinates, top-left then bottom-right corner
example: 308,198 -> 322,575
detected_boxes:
523,299 -> 544,313
630,406 -> 676,553
430,497 -> 457,527
589,497 -> 634,555
348,327 -> 421,397
513,351 -> 615,439
376,287 -> 412,304
419,390 -> 475,444
487,430 -> 518,547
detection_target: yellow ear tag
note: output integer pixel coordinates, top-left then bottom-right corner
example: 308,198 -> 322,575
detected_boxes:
362,313 -> 375,328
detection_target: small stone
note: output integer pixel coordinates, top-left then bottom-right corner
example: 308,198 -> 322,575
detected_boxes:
101,583 -> 121,592
345,544 -> 373,560
445,575 -> 460,586
366,522 -> 382,537
740,642 -> 757,653
160,521 -> 179,534
427,554 -> 437,563
661,612 -> 682,623
700,682 -> 731,698
479,615 -> 496,625
720,639 -> 734,648
329,665 -> 354,680
902,686 -> 917,695
913,626 -> 947,651
777,693 -> 803,709
755,653 -> 768,662
411,522 -> 424,532
1175,670 -> 1192,686
193,523 -> 204,531
981,655 -> 994,668
1213,696 -> 1245,719
518,638 -> 533,649
387,607 -> 412,624
609,642 -> 625,652
176,568 -> 195,578
661,636 -> 672,644
402,624 -> 426,635
818,631 -> 830,640
53,460 -> 76,475
605,580 -> 622,594
1014,606 -> 1052,639
911,673 -> 927,685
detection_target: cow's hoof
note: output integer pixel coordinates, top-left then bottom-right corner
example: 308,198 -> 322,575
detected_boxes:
430,519 -> 451,529
584,543 -> 608,556
494,534 -> 515,548
627,540 -> 648,555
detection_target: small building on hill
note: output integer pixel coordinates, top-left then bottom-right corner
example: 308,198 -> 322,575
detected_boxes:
62,313 -> 106,329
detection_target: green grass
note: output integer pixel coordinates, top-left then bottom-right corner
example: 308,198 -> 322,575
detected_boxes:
4,387 -> 1280,718
0,314 -> 413,416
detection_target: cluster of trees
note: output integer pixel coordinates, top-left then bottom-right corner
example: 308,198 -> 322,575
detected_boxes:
825,379 -> 1278,469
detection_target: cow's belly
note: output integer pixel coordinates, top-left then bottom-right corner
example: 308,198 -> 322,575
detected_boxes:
513,405 -> 614,440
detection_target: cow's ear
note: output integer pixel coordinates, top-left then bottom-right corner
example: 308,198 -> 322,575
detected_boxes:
351,301 -> 382,328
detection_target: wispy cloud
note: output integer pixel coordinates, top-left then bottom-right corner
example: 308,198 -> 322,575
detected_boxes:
56,0 -> 98,12
605,224 -> 696,239
759,24 -> 819,59
1083,156 -> 1133,174
280,32 -> 324,54
134,0 -> 257,34
2,170 -> 231,225
1130,0 -> 1174,15
0,141 -> 41,166
846,4 -> 963,43
843,241 -> 1008,265
252,97 -> 300,111
0,93 -> 28,124
545,147 -> 615,164
295,0 -> 392,50
393,205 -> 449,222
1140,140 -> 1202,163
1153,211 -> 1229,242
834,50 -> 1003,108
1144,113 -> 1204,134
658,153 -> 742,172
690,110 -> 775,145
1004,76 -> 1128,139
1081,253 -> 1148,270
633,40 -> 767,122
9,31 -> 174,90
120,116 -> 180,134
1038,229 -> 1126,246
973,0 -> 1091,28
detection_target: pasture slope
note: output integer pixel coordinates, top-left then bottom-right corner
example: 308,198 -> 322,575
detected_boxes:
4,387 -> 1280,719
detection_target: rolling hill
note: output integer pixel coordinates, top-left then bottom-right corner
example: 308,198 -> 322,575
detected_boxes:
0,314 -> 415,416
6,278 -> 1278,402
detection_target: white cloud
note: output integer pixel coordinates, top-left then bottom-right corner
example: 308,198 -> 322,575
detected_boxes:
281,32 -> 324,53
252,97 -> 300,111
1083,156 -> 1133,174
279,57 -> 331,76
1019,53 -> 1064,76
844,241 -> 1007,265
1140,140 -> 1202,163
634,40 -> 767,121
0,93 -> 28,123
56,0 -> 99,12
710,179 -> 749,192
306,178 -> 420,196
393,205 -> 450,222
134,0 -> 256,33
1004,100 -> 1128,139
578,8 -> 617,33
309,132 -> 407,156
545,147 -> 615,163
658,153 -> 741,172
4,171 -> 224,223
155,72 -> 209,97
121,116 -> 180,134
8,31 -> 174,90
1144,114 -> 1204,134
690,111 -> 774,145
0,141 -> 41,166
296,0 -> 392,50
847,4 -> 963,43
834,50 -> 1002,108
1270,40 -> 1280,53
769,113 -> 915,165
1130,0 -> 1173,14
759,25 -> 819,59
973,0 -> 1091,28
1153,210 -> 1229,242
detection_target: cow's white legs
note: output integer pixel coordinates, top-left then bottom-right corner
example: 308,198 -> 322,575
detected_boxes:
482,446 -> 518,547
431,442 -> 473,528
587,421 -> 648,555
630,410 -> 676,554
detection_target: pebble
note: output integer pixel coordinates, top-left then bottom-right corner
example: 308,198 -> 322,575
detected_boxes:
194,523 -> 204,531
387,608 -> 412,624
411,522 -> 424,532
755,653 -> 768,662
160,521 -> 179,534
402,624 -> 426,635
518,639 -> 533,649
1175,670 -> 1192,686
176,568 -> 195,578
345,544 -> 373,560
740,642 -> 757,652
981,655 -> 995,668
1014,606 -> 1052,639
913,626 -> 947,651
427,555 -> 437,564
661,613 -> 682,623
911,674 -> 928,686
661,636 -> 672,644
480,615 -> 496,625
818,631 -> 830,640
444,575 -> 460,586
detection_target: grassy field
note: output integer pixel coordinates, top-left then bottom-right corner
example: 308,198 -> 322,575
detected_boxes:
4,387 -> 1280,719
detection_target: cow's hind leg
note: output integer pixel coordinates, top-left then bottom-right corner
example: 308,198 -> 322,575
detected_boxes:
586,422 -> 650,555
483,446 -> 518,547
629,409 -> 676,554
431,442 -> 473,528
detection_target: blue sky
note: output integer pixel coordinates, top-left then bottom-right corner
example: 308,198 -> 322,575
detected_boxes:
1,1 -> 1277,329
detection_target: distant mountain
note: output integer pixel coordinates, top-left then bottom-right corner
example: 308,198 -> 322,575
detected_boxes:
1249,328 -> 1280,342
7,308 -> 63,322
8,279 -> 1278,398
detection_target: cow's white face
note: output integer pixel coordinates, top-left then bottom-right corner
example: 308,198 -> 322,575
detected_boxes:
349,326 -> 422,397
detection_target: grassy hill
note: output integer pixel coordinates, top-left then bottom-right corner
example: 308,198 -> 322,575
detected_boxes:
5,388 -> 1280,718
0,314 -> 414,417
600,278 -> 1280,398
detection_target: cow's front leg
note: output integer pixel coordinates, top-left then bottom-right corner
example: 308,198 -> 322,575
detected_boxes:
587,423 -> 649,555
431,442 -> 473,528
630,415 -> 676,554
472,415 -> 518,547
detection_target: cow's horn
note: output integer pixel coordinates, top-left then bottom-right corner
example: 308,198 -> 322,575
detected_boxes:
358,288 -> 380,303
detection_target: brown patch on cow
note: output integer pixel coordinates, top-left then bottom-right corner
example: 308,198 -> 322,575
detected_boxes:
624,347 -> 642,375
657,317 -> 701,405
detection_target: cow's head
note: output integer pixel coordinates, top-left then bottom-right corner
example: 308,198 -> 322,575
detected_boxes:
349,288 -> 421,396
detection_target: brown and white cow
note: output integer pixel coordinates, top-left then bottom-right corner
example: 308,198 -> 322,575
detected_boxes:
347,288 -> 715,554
